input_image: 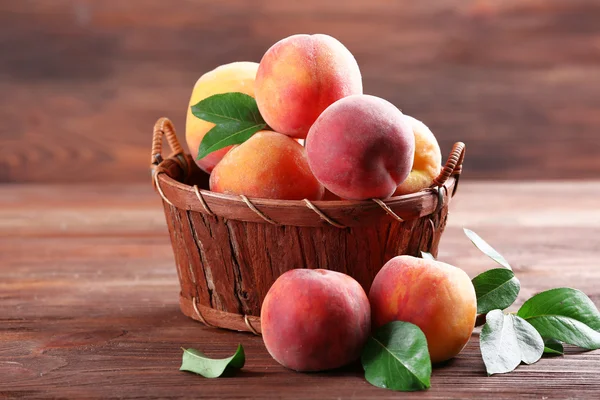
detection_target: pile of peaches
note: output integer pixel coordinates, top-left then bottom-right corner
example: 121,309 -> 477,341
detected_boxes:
184,34 -> 475,373
185,34 -> 443,201
261,257 -> 476,372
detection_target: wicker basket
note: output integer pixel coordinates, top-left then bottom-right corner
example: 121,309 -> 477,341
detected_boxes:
151,117 -> 465,335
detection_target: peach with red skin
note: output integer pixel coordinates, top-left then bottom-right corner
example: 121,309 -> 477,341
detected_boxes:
261,269 -> 371,372
255,34 -> 363,139
306,94 -> 415,200
369,256 -> 477,363
209,130 -> 324,200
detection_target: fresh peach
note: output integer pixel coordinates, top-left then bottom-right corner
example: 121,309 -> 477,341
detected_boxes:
209,131 -> 324,200
255,34 -> 362,139
306,94 -> 415,200
393,116 -> 442,196
261,269 -> 371,372
186,62 -> 259,173
369,256 -> 476,363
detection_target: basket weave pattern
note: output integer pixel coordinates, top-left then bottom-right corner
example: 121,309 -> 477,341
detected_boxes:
151,118 -> 465,334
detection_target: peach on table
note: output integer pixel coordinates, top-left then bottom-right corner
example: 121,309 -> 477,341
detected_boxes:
369,256 -> 477,364
261,269 -> 371,372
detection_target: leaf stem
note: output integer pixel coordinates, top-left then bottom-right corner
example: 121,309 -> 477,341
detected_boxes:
475,311 -> 518,327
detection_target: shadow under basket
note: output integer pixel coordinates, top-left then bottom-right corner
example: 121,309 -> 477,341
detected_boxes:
151,118 -> 465,335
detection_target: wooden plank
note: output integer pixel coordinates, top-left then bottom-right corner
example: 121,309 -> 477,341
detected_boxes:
0,182 -> 599,398
1,1 -> 600,182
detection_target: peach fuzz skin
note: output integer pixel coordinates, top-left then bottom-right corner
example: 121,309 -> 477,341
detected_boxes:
394,116 -> 442,196
306,95 -> 415,200
261,269 -> 371,372
209,131 -> 324,200
369,256 -> 477,364
185,62 -> 259,173
255,34 -> 363,139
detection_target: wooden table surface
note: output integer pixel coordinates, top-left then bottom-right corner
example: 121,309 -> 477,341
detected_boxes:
1,182 -> 599,399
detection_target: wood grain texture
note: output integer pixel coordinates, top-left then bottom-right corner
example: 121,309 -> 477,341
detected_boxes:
1,182 -> 600,398
1,0 -> 600,182
172,208 -> 441,326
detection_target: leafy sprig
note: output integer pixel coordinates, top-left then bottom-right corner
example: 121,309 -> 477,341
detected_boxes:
466,228 -> 600,375
191,92 -> 268,159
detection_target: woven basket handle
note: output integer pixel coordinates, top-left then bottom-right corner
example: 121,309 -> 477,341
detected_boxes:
151,117 -> 184,166
150,117 -> 193,190
432,142 -> 465,194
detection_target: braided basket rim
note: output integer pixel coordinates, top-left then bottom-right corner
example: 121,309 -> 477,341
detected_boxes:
151,117 -> 464,228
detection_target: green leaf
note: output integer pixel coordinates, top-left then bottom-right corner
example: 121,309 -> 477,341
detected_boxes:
197,121 -> 266,159
517,288 -> 600,349
420,251 -> 435,260
480,310 -> 544,375
361,321 -> 431,392
463,228 -> 512,270
543,338 -> 564,355
191,92 -> 267,159
472,268 -> 520,314
180,344 -> 245,378
191,92 -> 265,125
518,288 -> 600,330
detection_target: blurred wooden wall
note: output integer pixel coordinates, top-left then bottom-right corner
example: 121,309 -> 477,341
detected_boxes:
1,0 -> 599,183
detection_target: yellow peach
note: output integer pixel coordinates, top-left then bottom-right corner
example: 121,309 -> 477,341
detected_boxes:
185,62 -> 259,173
369,256 -> 477,363
394,116 -> 442,196
209,131 -> 324,200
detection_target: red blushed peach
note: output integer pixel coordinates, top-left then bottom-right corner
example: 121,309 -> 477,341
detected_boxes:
209,131 -> 324,200
261,269 -> 371,372
255,34 -> 362,139
394,115 -> 442,196
306,95 -> 415,200
186,62 -> 259,173
369,256 -> 477,364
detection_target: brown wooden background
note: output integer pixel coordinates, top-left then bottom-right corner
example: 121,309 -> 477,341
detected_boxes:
1,0 -> 599,183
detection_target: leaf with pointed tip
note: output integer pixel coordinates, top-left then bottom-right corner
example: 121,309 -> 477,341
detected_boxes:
190,92 -> 267,159
463,228 -> 512,270
361,321 -> 431,391
197,121 -> 266,160
472,268 -> 520,314
421,251 -> 435,261
517,288 -> 600,349
191,92 -> 264,125
480,310 -> 544,375
180,344 -> 245,378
